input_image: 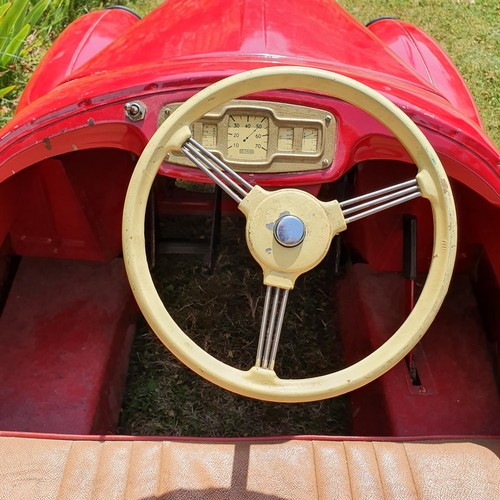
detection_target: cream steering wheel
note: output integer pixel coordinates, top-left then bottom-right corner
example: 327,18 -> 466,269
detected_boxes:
122,66 -> 457,402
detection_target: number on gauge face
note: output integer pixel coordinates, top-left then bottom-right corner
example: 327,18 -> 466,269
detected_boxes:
227,115 -> 269,161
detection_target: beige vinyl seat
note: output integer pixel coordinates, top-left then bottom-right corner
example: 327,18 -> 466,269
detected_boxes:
0,435 -> 498,499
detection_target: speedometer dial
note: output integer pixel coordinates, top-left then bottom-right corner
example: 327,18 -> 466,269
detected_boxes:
227,115 -> 269,161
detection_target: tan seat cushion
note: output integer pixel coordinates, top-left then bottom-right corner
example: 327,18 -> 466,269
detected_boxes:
0,435 -> 498,499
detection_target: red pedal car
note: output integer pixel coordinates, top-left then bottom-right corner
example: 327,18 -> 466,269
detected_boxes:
0,1 -> 498,497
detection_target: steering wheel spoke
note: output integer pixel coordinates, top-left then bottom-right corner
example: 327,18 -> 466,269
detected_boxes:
255,286 -> 290,370
181,138 -> 253,203
340,178 -> 421,223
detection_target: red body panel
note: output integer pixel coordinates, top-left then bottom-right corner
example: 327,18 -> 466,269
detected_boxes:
70,0 -> 429,87
0,258 -> 136,434
339,265 -> 500,436
1,0 -> 498,204
367,18 -> 484,128
17,9 -> 139,111
0,0 -> 498,439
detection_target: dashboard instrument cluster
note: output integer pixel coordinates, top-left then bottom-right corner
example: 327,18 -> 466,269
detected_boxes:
160,100 -> 336,173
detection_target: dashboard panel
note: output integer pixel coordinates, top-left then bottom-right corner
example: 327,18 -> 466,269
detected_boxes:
160,100 -> 336,173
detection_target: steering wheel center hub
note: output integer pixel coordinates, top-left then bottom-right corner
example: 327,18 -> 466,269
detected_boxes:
240,187 -> 336,289
274,215 -> 306,247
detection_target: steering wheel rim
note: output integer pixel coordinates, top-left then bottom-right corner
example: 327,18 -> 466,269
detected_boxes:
122,66 -> 457,402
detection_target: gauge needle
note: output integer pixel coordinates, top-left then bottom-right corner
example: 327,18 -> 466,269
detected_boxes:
242,128 -> 257,142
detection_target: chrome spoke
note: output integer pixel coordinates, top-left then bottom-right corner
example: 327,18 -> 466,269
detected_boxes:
255,286 -> 289,370
340,178 -> 420,223
181,138 -> 252,203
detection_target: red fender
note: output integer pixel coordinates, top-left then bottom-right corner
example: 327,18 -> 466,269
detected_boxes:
368,18 -> 483,128
16,9 -> 139,111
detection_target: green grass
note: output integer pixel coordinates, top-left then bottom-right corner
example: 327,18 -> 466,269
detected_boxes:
0,1 -> 52,107
0,0 -> 108,125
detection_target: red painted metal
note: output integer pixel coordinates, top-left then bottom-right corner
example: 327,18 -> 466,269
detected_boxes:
367,18 -> 484,128
0,0 -> 498,440
0,1 -> 498,204
0,175 -> 19,247
344,161 -> 499,279
8,150 -> 135,262
17,9 -> 139,111
0,258 -> 136,434
70,0 -> 429,87
1,82 -> 498,204
338,265 -> 500,437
